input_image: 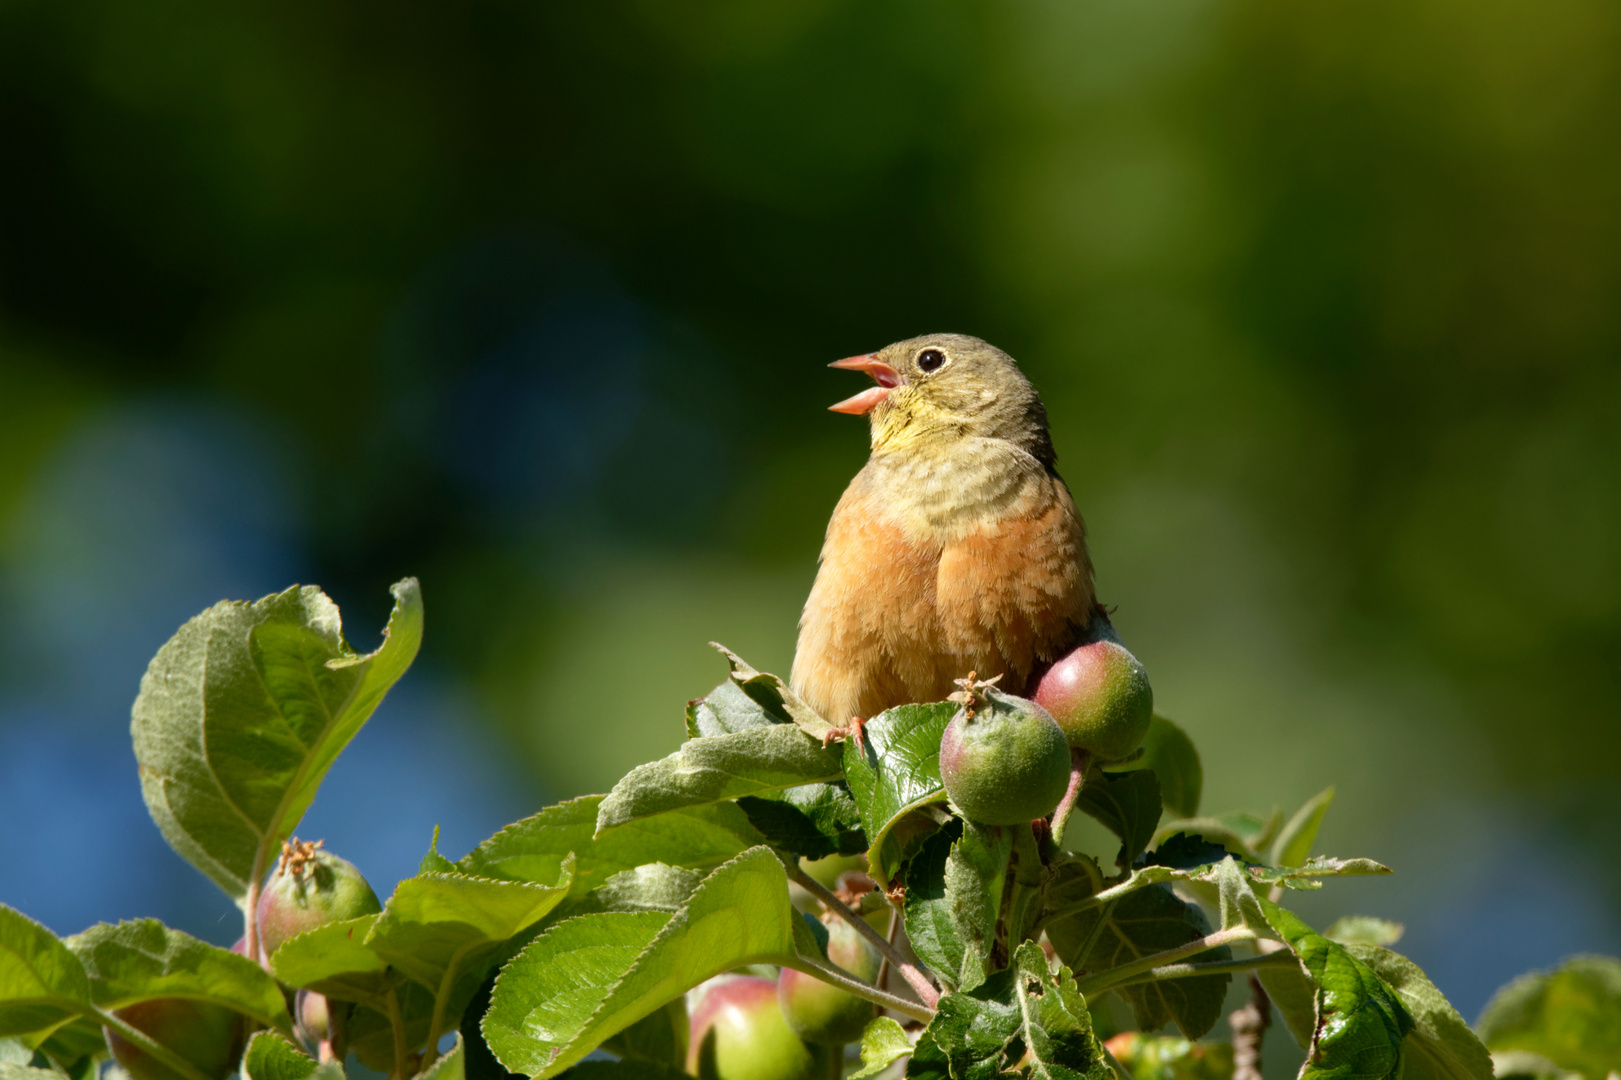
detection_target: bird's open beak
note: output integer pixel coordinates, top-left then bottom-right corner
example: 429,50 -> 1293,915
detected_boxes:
827,354 -> 903,415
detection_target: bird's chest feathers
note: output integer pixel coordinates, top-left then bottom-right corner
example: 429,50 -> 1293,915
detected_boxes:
861,440 -> 1048,543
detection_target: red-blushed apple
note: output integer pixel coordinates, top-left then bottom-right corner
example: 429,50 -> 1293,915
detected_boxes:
687,975 -> 829,1080
777,915 -> 880,1045
104,999 -> 246,1080
1033,623 -> 1152,762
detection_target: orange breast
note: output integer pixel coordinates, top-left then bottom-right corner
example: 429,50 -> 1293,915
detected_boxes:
791,469 -> 1094,723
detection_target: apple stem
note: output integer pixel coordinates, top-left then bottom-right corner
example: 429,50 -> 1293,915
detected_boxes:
784,859 -> 941,1008
782,953 -> 935,1024
1047,747 -> 1091,850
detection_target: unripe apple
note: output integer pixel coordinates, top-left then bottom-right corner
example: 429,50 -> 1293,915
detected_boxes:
104,999 -> 246,1080
939,686 -> 1072,825
1033,621 -> 1153,762
256,839 -> 381,961
687,975 -> 828,1080
777,915 -> 880,1045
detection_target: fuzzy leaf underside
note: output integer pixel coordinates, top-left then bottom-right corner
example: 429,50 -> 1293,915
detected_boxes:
594,727 -> 843,833
67,920 -> 290,1030
131,579 -> 422,903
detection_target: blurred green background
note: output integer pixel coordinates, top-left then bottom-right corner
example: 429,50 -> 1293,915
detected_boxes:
1,0 -> 1618,1048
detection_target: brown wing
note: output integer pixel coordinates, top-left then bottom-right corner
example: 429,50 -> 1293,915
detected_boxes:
933,475 -> 1094,696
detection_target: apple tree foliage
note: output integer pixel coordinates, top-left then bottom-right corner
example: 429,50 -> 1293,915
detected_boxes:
0,580 -> 1615,1080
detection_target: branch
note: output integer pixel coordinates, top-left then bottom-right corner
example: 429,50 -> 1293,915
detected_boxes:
784,859 -> 940,1008
1107,949 -> 1298,987
1230,975 -> 1272,1080
781,952 -> 935,1025
1075,927 -> 1258,996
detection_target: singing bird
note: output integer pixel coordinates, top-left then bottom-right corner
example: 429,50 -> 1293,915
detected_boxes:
790,333 -> 1097,728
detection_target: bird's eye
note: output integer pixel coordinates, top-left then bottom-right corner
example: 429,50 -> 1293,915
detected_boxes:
917,348 -> 946,372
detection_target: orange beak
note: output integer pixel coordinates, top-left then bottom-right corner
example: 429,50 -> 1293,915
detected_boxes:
828,354 -> 903,415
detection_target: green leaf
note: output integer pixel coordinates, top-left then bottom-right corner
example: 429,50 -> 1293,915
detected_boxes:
840,703 -> 957,884
925,942 -> 1110,1080
1489,1050 -> 1585,1080
736,781 -> 866,860
554,1062 -> 691,1080
346,983 -> 435,1074
421,1036 -> 465,1080
1047,883 -> 1231,1039
132,579 -> 423,903
25,1018 -> 103,1070
1475,955 -> 1621,1080
1114,715 -> 1202,818
1346,946 -> 1493,1080
903,820 -> 1010,993
459,795 -> 763,896
66,920 -> 290,1030
1271,787 -> 1335,868
1073,769 -> 1161,869
240,1031 -> 343,1080
707,643 -> 835,741
1325,917 -> 1405,947
421,827 -> 457,875
365,865 -> 574,994
1263,900 -> 1415,1080
0,1065 -> 64,1080
269,915 -> 392,1004
850,1017 -> 914,1079
565,864 -> 704,917
482,913 -> 669,1080
484,846 -> 800,1078
594,727 -> 844,833
0,905 -> 91,1040
598,998 -> 687,1068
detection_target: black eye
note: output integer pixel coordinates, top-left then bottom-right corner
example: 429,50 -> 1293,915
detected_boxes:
917,348 -> 946,372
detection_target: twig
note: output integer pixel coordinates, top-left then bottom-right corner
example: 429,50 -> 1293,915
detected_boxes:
1230,975 -> 1272,1080
781,953 -> 936,1024
1101,1042 -> 1136,1080
1106,949 -> 1297,987
1075,927 -> 1258,996
785,858 -> 941,1008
